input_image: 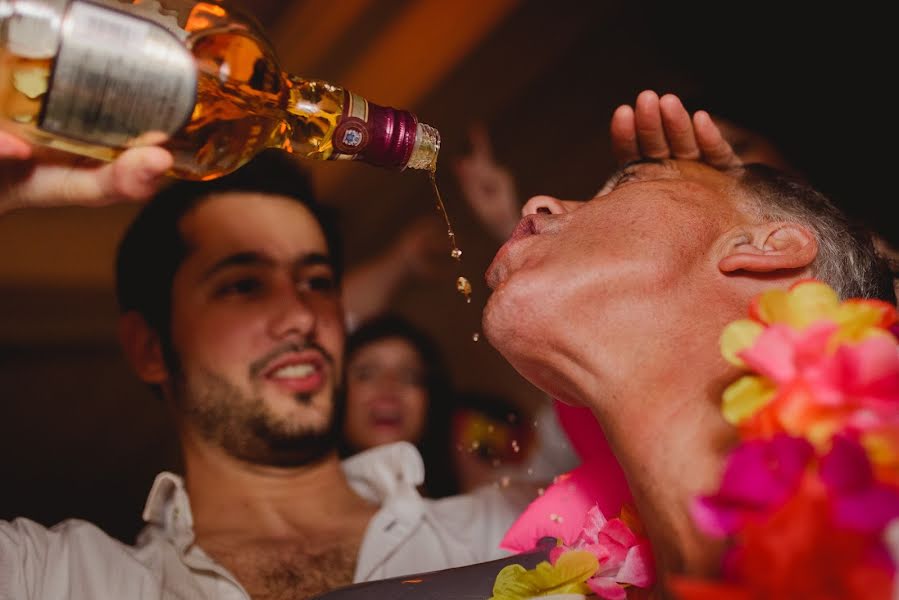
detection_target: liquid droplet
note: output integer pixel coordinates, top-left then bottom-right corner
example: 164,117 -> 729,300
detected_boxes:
456,276 -> 472,301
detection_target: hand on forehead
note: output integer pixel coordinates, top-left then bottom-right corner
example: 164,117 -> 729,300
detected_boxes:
610,91 -> 742,171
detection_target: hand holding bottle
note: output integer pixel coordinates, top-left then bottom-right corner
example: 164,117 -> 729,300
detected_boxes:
0,130 -> 172,215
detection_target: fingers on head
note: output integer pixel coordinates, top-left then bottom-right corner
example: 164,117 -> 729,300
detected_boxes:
659,94 -> 700,160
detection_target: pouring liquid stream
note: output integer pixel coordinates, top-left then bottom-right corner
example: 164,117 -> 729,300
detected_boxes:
428,171 -> 479,342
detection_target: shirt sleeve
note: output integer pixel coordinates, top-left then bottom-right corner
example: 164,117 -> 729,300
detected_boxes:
0,518 -> 54,600
0,517 -> 147,600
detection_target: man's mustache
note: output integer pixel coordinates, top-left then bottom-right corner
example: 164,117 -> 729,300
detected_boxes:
249,341 -> 336,378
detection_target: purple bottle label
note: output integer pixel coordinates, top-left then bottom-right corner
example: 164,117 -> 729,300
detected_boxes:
332,92 -> 417,169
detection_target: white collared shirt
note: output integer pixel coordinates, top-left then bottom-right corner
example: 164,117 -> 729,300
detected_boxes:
0,442 -> 532,599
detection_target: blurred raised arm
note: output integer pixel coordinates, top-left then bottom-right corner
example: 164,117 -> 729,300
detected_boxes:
453,124 -> 521,241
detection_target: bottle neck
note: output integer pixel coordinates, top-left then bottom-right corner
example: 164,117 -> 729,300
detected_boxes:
282,73 -> 439,171
407,122 -> 440,172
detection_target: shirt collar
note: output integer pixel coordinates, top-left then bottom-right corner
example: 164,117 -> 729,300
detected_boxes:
341,441 -> 425,502
142,471 -> 196,551
141,442 -> 426,546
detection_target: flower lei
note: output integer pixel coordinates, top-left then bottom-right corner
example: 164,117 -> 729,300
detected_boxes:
492,280 -> 899,599
673,280 -> 899,599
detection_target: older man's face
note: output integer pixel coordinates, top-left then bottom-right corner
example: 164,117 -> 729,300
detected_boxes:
483,160 -> 747,398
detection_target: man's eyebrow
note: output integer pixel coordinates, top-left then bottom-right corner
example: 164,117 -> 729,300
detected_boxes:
201,251 -> 336,281
606,158 -> 670,184
620,157 -> 668,170
595,157 -> 676,198
202,252 -> 275,281
294,253 -> 334,271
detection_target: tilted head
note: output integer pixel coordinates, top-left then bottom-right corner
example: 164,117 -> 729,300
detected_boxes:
483,159 -> 894,407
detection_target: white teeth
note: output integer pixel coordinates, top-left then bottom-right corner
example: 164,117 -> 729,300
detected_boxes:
272,364 -> 315,379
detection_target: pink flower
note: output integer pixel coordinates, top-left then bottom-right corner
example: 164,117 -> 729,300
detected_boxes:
500,459 -> 630,552
820,434 -> 899,533
691,435 -> 814,537
732,323 -> 899,445
549,506 -> 655,599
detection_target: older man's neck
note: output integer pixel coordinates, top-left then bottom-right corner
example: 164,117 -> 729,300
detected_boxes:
592,369 -> 737,578
182,440 -> 375,542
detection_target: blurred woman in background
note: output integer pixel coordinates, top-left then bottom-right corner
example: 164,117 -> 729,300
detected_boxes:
340,314 -> 460,498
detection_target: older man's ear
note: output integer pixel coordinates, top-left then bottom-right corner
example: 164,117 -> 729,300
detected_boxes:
718,222 -> 818,274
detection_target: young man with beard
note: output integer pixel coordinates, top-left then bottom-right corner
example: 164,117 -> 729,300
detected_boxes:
0,149 -> 530,599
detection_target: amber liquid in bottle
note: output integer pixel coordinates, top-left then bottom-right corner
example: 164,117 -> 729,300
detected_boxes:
0,34 -> 345,179
168,27 -> 351,179
0,55 -> 50,129
1,2 -> 438,179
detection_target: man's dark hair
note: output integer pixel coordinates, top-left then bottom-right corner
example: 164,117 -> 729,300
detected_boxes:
340,314 -> 460,498
115,150 -> 343,347
737,164 -> 896,304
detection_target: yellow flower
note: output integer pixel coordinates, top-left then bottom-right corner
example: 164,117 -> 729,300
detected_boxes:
720,320 -> 765,368
751,280 -> 840,329
721,375 -> 777,425
490,550 -> 598,600
830,300 -> 897,347
750,280 -> 895,345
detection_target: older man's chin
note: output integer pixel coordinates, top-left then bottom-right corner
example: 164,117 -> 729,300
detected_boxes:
483,294 -> 538,377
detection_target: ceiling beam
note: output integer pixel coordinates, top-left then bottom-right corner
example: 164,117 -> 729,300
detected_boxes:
270,0 -> 377,76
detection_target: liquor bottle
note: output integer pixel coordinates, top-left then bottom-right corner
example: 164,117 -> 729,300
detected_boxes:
0,0 -> 440,180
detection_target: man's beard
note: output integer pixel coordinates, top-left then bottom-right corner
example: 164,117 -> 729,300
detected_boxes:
171,354 -> 342,468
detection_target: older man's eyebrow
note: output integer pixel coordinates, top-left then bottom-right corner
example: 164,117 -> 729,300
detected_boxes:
595,158 -> 678,198
620,157 -> 668,170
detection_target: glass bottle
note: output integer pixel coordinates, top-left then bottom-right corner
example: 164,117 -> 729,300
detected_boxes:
0,0 -> 440,180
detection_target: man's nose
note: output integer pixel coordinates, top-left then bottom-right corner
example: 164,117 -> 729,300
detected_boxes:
269,287 -> 316,340
521,195 -> 576,216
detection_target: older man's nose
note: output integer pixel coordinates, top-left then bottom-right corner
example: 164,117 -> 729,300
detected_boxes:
521,195 -> 571,216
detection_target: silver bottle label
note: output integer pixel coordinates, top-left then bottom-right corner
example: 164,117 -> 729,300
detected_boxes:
41,0 -> 196,147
